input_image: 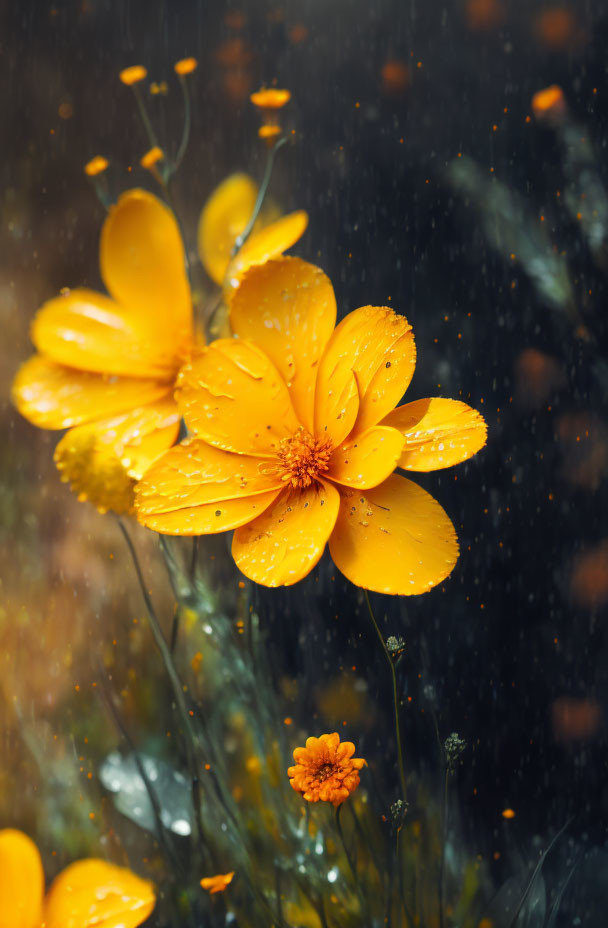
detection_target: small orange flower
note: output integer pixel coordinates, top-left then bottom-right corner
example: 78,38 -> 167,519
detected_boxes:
174,57 -> 198,76
288,733 -> 366,806
84,155 -> 109,176
250,87 -> 291,110
200,871 -> 235,894
531,85 -> 567,124
140,146 -> 164,169
12,189 -> 195,513
119,64 -> 148,86
136,256 -> 486,594
0,829 -> 155,928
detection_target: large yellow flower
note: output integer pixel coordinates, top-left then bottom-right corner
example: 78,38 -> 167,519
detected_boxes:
0,828 -> 155,928
12,189 -> 193,513
136,257 -> 487,594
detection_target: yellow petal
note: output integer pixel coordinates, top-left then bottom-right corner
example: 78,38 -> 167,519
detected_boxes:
230,257 -> 337,431
11,355 -> 170,429
329,474 -> 459,594
53,399 -> 180,513
100,188 -> 193,368
177,339 -> 301,455
315,306 -> 416,438
135,437 -> 282,534
327,425 -> 405,489
232,479 -> 340,586
31,288 -> 187,381
44,859 -> 155,928
225,210 -> 309,294
0,829 -> 44,928
198,173 -> 258,285
381,398 -> 487,471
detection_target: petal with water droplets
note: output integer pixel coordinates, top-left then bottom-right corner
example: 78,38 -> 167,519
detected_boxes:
44,859 -> 155,928
327,425 -> 405,489
381,398 -> 487,471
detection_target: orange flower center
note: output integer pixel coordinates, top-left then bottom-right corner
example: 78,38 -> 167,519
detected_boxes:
276,428 -> 333,489
315,762 -> 336,782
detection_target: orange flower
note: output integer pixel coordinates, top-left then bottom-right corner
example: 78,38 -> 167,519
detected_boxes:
200,871 -> 235,894
12,189 -> 194,513
135,256 -> 486,594
288,733 -> 366,806
0,828 -> 155,928
250,87 -> 291,110
197,173 -> 308,294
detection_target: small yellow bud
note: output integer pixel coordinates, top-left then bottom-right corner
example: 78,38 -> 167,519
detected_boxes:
140,146 -> 164,169
150,81 -> 169,96
84,155 -> 109,177
258,124 -> 282,140
174,57 -> 198,76
119,65 -> 148,86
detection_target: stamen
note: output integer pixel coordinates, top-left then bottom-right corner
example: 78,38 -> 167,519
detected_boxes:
275,428 -> 333,489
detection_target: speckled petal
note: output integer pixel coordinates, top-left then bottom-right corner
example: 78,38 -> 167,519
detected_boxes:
11,355 -> 170,429
327,425 -> 405,489
230,257 -> 337,431
135,437 -> 282,534
176,339 -> 301,455
31,288 -> 186,381
232,479 -> 340,586
315,305 -> 416,439
381,398 -> 487,471
100,188 -> 193,370
198,173 -> 259,285
225,210 -> 309,294
44,859 -> 155,928
329,474 -> 459,595
0,830 -> 44,928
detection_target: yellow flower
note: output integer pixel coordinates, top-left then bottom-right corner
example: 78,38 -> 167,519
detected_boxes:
12,189 -> 194,513
200,871 -> 235,894
250,87 -> 291,110
135,256 -> 486,594
197,172 -> 308,294
0,829 -> 155,928
287,733 -> 366,806
119,65 -> 147,86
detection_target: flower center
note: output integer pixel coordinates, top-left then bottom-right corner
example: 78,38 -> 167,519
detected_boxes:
316,762 -> 336,782
276,428 -> 333,489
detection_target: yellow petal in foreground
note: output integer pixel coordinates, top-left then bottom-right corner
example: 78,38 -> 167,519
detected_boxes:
135,437 -> 282,534
225,210 -> 309,293
230,257 -> 337,430
177,339 -> 301,456
382,397 -> 488,471
329,474 -> 459,595
12,355 -> 170,429
31,288 -> 184,381
198,173 -> 258,285
233,479 -> 340,586
0,829 -> 44,928
316,306 -> 416,435
44,859 -> 155,928
100,189 -> 193,365
327,425 -> 405,489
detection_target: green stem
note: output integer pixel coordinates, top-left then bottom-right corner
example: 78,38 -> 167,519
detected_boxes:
131,83 -> 160,152
231,136 -> 288,255
363,590 -> 408,805
439,767 -> 449,928
173,74 -> 192,172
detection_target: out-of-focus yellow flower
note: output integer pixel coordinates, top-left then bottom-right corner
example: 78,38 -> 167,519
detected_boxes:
287,733 -> 366,807
119,64 -> 148,86
0,829 -> 155,928
136,256 -> 486,593
197,172 -> 307,291
200,871 -> 235,894
12,189 -> 195,514
531,84 -> 567,124
250,87 -> 291,109
84,155 -> 109,177
258,124 -> 282,141
174,57 -> 198,76
140,146 -> 164,169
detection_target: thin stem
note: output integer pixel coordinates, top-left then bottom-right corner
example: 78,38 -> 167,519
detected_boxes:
173,75 -> 192,172
231,136 -> 288,255
438,767 -> 449,928
117,517 -> 206,850
131,83 -> 161,152
363,590 -> 408,805
189,535 -> 199,586
335,805 -> 369,919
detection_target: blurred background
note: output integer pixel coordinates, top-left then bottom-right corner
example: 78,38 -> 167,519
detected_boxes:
2,0 -> 608,920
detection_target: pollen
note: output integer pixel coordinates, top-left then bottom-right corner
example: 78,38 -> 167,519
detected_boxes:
174,57 -> 198,76
276,428 -> 333,489
84,155 -> 109,177
119,64 -> 148,86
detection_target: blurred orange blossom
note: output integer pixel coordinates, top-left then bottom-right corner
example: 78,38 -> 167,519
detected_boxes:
136,256 -> 487,594
0,828 -> 155,928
